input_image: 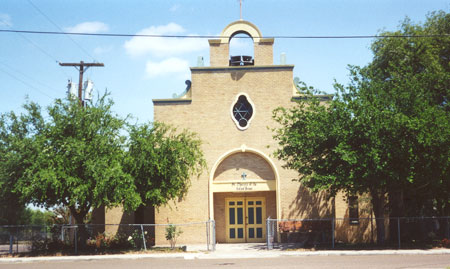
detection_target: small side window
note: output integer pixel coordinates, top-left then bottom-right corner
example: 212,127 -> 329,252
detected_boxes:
349,196 -> 359,225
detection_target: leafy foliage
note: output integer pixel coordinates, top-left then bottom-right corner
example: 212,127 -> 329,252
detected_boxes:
125,122 -> 206,207
0,102 -> 43,225
0,92 -> 206,227
273,11 -> 450,243
20,208 -> 56,225
14,95 -> 140,224
165,224 -> 182,249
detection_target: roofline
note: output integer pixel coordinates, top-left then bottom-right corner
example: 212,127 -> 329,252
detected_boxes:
292,94 -> 334,101
152,98 -> 192,104
191,65 -> 294,72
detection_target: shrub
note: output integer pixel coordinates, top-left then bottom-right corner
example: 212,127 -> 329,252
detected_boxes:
165,225 -> 182,249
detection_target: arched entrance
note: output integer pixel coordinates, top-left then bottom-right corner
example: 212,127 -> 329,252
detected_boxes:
209,146 -> 279,243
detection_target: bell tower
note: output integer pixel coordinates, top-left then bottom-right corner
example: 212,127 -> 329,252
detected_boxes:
208,20 -> 274,67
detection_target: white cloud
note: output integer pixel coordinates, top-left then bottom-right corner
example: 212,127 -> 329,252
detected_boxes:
0,14 -> 12,27
124,23 -> 208,57
145,57 -> 190,78
65,21 -> 109,33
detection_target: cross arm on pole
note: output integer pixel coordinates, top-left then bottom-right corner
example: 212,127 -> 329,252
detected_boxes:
58,61 -> 104,106
59,62 -> 104,67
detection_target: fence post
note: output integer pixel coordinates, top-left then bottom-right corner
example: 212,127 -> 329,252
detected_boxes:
9,233 -> 13,254
212,220 -> 216,251
447,217 -> 449,239
206,220 -> 210,251
266,217 -> 273,250
140,224 -> 147,251
332,218 -> 335,249
16,226 -> 18,254
397,217 -> 401,249
44,225 -> 48,250
74,226 -> 78,255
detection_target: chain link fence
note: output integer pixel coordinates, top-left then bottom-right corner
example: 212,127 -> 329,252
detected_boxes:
267,217 -> 450,250
0,220 -> 215,255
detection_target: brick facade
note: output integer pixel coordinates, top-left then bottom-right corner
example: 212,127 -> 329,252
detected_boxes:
105,20 -> 373,245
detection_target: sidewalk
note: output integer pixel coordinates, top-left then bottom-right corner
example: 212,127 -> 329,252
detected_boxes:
1,244 -> 450,263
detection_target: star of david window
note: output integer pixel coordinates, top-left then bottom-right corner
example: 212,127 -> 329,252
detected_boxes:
232,94 -> 254,130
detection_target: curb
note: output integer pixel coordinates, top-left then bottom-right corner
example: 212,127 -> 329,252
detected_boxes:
1,249 -> 450,263
0,253 -> 187,263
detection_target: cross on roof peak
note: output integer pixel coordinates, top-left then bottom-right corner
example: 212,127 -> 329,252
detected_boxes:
239,0 -> 243,20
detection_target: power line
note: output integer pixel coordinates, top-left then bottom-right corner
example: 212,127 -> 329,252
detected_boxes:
0,29 -> 448,39
0,60 -> 60,94
0,17 -> 71,78
0,66 -> 53,99
26,0 -> 96,61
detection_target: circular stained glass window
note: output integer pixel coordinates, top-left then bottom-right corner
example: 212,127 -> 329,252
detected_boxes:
232,95 -> 253,129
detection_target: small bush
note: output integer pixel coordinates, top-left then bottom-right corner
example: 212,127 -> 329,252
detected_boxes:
128,229 -> 144,249
165,225 -> 182,249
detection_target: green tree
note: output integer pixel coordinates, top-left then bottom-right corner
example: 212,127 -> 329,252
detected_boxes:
0,102 -> 42,225
1,93 -> 206,234
273,11 -> 450,244
11,95 -> 141,226
125,122 -> 206,209
19,208 -> 56,225
367,11 -> 450,218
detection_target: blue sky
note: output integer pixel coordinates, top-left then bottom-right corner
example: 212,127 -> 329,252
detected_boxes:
1,0 -> 449,124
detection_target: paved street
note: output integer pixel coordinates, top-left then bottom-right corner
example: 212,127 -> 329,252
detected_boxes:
1,255 -> 450,269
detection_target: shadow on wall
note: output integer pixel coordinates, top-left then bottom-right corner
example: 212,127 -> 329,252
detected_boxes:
101,205 -> 156,246
286,185 -> 334,219
230,71 -> 246,81
334,211 -> 375,244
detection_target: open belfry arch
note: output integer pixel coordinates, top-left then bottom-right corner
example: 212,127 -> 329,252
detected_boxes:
209,20 -> 274,67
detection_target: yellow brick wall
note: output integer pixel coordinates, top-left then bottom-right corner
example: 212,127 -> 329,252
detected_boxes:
104,206 -> 134,235
151,66 -> 335,244
209,43 -> 229,67
254,42 -> 274,65
104,64 -> 341,244
334,192 -> 376,243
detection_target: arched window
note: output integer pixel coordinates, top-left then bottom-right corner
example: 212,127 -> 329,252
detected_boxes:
229,33 -> 254,66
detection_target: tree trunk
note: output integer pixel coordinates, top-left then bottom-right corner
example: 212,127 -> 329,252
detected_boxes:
388,189 -> 404,243
371,190 -> 386,246
69,206 -> 88,250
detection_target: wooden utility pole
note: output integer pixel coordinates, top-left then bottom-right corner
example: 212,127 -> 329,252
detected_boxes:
59,61 -> 104,105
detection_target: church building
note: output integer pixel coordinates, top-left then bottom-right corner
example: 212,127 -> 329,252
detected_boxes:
106,19 -> 374,245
